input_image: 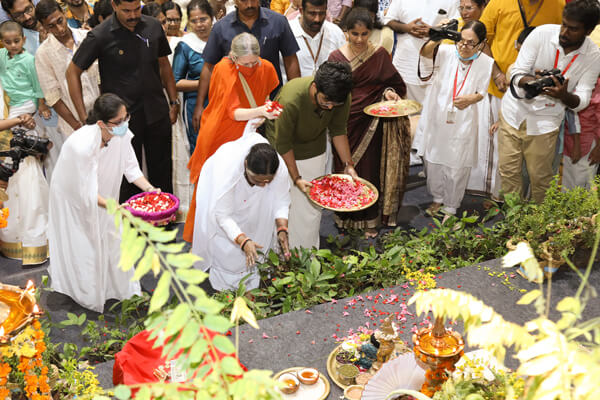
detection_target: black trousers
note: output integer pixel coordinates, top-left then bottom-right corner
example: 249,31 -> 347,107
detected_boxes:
119,110 -> 173,202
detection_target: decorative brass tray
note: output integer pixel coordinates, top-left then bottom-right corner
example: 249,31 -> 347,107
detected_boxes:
0,282 -> 37,342
326,342 -> 412,391
273,367 -> 330,400
364,100 -> 422,118
306,174 -> 379,212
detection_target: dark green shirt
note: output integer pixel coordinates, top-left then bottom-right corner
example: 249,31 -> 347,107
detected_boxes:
266,76 -> 350,160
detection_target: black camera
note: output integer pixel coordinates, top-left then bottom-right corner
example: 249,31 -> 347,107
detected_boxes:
429,19 -> 461,42
0,129 -> 50,182
523,68 -> 565,99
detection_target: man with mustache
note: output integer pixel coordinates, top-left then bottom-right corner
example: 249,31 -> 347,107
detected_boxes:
191,0 -> 300,132
64,0 -> 92,29
66,0 -> 179,201
499,0 -> 600,204
288,0 -> 345,78
1,0 -> 46,53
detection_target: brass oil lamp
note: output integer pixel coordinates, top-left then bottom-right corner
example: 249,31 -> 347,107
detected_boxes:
0,281 -> 42,344
412,316 -> 464,396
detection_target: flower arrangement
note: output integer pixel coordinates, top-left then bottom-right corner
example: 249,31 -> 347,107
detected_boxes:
0,319 -> 51,399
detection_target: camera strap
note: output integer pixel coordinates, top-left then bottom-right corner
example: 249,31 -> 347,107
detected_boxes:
554,49 -> 579,76
509,74 -> 525,99
417,41 -> 439,82
517,0 -> 544,28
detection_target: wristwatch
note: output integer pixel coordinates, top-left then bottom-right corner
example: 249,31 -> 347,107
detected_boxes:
169,99 -> 180,106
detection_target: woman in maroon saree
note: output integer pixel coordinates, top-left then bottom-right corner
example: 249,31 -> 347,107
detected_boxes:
328,8 -> 411,236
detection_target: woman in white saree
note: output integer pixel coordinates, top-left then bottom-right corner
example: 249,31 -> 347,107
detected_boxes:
192,120 -> 291,291
48,94 -> 158,312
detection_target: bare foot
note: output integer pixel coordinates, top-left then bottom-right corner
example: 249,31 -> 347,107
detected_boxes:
365,228 -> 378,239
426,202 -> 442,216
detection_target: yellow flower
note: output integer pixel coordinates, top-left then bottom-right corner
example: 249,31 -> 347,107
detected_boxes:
19,343 -> 36,358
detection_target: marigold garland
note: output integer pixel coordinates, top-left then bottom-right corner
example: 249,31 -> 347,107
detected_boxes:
0,208 -> 8,229
0,319 -> 50,399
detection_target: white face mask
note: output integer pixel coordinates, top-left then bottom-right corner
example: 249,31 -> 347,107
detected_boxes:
110,120 -> 129,136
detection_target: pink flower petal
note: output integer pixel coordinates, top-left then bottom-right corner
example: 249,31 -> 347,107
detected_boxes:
262,332 -> 270,339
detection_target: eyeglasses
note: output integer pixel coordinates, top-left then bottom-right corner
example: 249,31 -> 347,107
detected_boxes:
458,5 -> 476,12
166,18 -> 181,24
11,4 -> 34,20
107,114 -> 130,126
456,39 -> 481,49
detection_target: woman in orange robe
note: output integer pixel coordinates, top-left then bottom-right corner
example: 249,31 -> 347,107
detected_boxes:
184,33 -> 280,242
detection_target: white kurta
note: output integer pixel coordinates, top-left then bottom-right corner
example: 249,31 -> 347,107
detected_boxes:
416,45 -> 493,169
0,100 -> 49,265
192,121 -> 290,291
48,124 -> 143,312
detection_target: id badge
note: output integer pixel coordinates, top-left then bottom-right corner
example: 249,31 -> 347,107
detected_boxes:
446,110 -> 456,124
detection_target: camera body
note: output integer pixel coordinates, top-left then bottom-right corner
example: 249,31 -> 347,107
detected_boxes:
0,129 -> 50,183
523,68 -> 565,99
429,19 -> 461,42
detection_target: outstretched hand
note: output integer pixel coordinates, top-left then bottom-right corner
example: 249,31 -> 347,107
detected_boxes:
243,240 -> 263,268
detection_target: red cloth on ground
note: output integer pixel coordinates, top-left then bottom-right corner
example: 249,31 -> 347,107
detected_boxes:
113,329 -> 246,391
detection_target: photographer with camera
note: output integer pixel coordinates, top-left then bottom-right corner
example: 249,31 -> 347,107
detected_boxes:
0,113 -> 35,191
384,1 -> 459,103
416,20 -> 493,219
498,0 -> 600,204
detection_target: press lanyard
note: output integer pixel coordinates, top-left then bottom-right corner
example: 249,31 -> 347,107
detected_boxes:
453,62 -> 473,101
302,33 -> 324,74
554,49 -> 579,76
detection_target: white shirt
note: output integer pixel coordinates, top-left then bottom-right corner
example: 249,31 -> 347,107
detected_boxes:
35,28 -> 100,136
502,24 -> 600,135
289,16 -> 346,77
383,0 -> 459,85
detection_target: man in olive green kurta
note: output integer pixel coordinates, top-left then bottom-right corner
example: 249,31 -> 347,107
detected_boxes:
266,61 -> 357,249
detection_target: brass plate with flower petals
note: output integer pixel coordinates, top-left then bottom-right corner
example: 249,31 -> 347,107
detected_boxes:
306,174 -> 379,212
364,100 -> 422,118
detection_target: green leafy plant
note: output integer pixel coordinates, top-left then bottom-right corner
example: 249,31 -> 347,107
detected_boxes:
402,223 -> 600,400
102,199 -> 283,400
53,359 -> 112,399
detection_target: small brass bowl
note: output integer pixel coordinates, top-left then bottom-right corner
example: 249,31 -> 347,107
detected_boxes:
337,363 -> 359,386
298,367 -> 319,385
278,373 -> 299,394
344,384 -> 364,400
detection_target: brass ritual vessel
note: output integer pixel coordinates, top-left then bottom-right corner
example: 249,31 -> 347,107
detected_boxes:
412,317 -> 464,396
0,281 -> 42,344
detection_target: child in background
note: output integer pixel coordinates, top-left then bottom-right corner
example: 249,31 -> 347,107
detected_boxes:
0,21 -> 51,124
0,20 -> 51,266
